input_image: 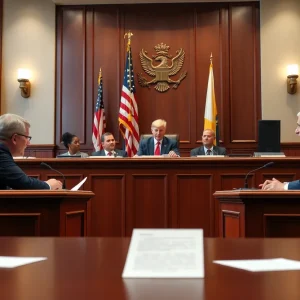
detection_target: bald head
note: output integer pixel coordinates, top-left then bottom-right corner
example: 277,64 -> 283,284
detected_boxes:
202,129 -> 216,148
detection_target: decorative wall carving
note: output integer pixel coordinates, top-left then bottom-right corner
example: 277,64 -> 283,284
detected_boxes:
137,43 -> 187,92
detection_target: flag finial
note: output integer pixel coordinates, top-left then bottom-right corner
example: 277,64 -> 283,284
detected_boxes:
124,31 -> 133,47
210,53 -> 213,64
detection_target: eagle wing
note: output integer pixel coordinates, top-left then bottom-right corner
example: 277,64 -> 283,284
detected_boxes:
139,49 -> 156,77
168,48 -> 185,76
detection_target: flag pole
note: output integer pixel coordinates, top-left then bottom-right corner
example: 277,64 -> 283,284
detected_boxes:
124,31 -> 134,117
98,68 -> 102,85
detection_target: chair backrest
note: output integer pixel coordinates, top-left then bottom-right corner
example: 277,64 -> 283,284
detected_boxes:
140,134 -> 180,147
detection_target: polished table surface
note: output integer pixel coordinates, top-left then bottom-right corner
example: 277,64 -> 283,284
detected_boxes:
1,237 -> 300,300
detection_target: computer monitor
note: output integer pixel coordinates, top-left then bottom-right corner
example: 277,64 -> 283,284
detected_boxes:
257,120 -> 281,152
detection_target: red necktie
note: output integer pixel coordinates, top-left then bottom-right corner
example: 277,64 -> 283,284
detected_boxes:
155,142 -> 160,156
107,152 -> 112,156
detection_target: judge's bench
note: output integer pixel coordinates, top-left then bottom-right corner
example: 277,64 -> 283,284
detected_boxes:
11,156 -> 300,237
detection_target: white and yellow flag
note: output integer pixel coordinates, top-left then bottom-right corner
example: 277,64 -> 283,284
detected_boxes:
204,58 -> 219,146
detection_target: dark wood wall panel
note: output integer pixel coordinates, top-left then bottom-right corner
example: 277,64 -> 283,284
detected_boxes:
65,211 -> 85,236
176,175 -> 214,236
0,214 -> 40,236
223,211 -> 241,238
122,4 -> 195,144
220,174 -> 254,190
91,6 -> 121,142
264,214 -> 300,238
90,174 -> 125,237
196,5 -> 226,144
127,175 -> 168,234
60,8 -> 86,144
55,2 -> 261,155
230,3 -> 260,142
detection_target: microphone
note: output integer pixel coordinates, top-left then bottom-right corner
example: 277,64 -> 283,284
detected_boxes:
111,150 -> 117,158
40,162 -> 66,189
242,162 -> 274,189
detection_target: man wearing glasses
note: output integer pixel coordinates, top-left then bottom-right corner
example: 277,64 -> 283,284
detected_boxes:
0,113 -> 62,190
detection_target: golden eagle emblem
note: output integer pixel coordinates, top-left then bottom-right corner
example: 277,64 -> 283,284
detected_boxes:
137,43 -> 187,93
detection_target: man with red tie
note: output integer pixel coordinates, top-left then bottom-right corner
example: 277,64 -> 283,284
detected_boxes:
91,132 -> 127,157
136,119 -> 180,157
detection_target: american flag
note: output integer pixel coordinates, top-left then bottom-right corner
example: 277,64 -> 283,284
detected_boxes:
92,69 -> 106,151
118,36 -> 139,157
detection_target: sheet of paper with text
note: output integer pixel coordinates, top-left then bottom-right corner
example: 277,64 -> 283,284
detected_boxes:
122,229 -> 204,278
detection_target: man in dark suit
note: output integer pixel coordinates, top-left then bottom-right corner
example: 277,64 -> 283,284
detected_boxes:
190,129 -> 227,156
91,132 -> 127,157
136,119 -> 180,157
260,111 -> 300,190
0,113 -> 62,190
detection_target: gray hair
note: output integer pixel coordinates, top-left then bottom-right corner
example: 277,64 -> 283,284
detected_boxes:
0,113 -> 30,140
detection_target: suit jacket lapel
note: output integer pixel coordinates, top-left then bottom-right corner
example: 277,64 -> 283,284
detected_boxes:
200,146 -> 205,155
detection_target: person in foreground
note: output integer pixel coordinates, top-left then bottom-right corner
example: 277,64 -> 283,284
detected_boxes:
0,113 -> 62,190
91,132 -> 127,157
136,119 -> 180,157
60,132 -> 89,157
190,129 -> 227,156
260,112 -> 300,191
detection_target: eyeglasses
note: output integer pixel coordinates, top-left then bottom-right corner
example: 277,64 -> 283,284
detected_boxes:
14,133 -> 32,141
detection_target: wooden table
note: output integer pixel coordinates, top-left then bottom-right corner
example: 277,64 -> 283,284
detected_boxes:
16,157 -> 300,237
1,237 -> 300,300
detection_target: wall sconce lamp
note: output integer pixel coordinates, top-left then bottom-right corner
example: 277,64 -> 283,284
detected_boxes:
287,64 -> 299,95
17,69 -> 31,98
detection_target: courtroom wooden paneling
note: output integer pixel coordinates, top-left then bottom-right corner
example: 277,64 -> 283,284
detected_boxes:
122,4 -> 195,145
0,213 -> 41,236
264,214 -> 300,237
229,3 -> 261,143
0,190 -> 93,237
24,144 -> 56,158
65,210 -> 85,236
222,210 -> 242,238
196,4 -> 227,144
175,174 -> 214,236
128,174 -> 168,235
215,190 -> 300,238
44,173 -> 84,191
261,172 -> 297,184
219,204 -> 245,238
57,7 -> 86,145
90,174 -> 125,237
16,157 -> 300,237
55,2 -> 261,155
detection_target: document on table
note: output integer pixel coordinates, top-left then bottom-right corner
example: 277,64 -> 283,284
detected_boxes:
122,229 -> 204,278
71,177 -> 87,191
213,258 -> 300,272
0,256 -> 47,268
